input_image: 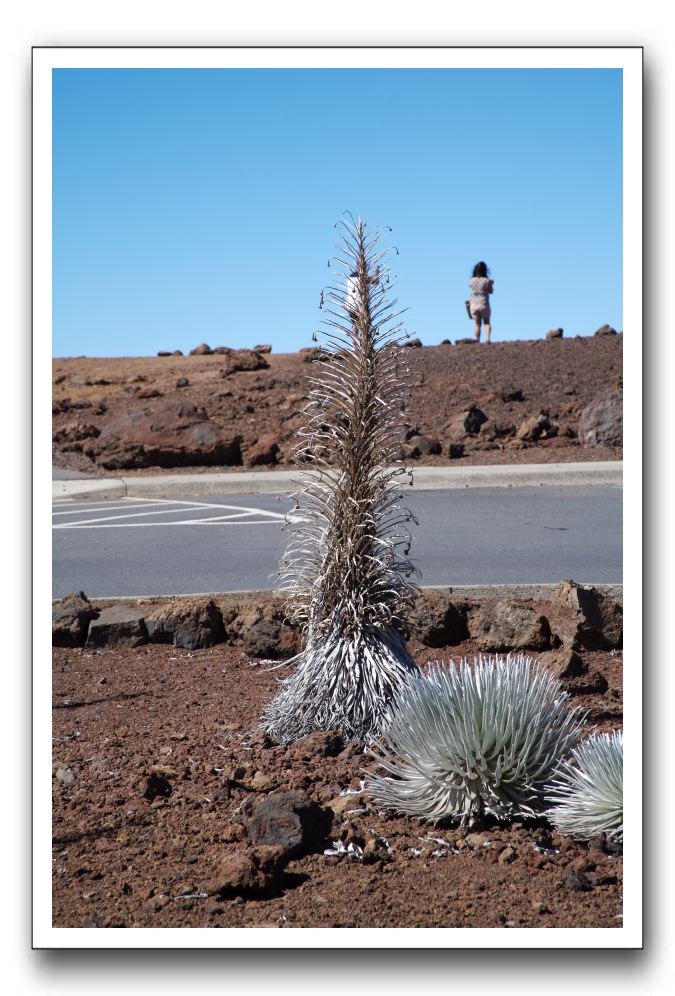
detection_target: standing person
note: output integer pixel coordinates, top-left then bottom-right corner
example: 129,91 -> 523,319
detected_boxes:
468,261 -> 494,343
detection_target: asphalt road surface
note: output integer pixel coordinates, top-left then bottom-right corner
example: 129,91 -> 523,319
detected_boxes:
52,485 -> 622,598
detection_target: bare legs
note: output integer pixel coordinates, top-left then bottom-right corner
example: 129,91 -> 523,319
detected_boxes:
473,317 -> 492,343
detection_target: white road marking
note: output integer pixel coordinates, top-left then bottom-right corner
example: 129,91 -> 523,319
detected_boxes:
52,495 -> 286,529
53,521 -> 280,528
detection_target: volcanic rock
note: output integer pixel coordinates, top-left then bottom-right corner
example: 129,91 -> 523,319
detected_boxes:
546,328 -> 564,339
245,434 -> 280,466
203,846 -> 289,898
189,343 -> 213,355
176,378 -> 189,388
221,350 -> 270,374
243,790 -> 333,856
402,338 -> 423,348
404,434 -> 442,458
253,344 -> 272,354
455,338 -> 478,345
84,401 -> 242,469
213,346 -> 232,355
498,384 -> 524,402
171,350 -> 184,356
145,599 -> 225,649
85,606 -> 148,648
515,411 -> 559,442
157,351 -> 172,357
578,389 -> 622,448
52,591 -> 98,647
548,580 -> 622,650
448,442 -> 465,459
593,325 -> 618,336
468,600 -> 551,652
410,593 -> 469,647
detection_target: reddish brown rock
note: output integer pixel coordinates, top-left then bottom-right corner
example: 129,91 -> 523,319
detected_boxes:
145,599 -> 225,650
245,434 -> 281,466
189,343 -> 213,355
203,846 -> 289,897
546,328 -> 564,340
52,591 -> 98,647
221,350 -> 270,374
548,580 -> 622,650
468,599 -> 551,652
84,401 -> 242,469
85,606 -> 148,648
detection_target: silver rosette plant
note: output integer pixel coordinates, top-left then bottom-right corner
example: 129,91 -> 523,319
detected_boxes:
547,730 -> 623,841
367,653 -> 584,823
262,215 -> 419,744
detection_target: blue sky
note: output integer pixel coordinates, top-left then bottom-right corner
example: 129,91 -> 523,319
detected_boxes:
52,68 -> 622,357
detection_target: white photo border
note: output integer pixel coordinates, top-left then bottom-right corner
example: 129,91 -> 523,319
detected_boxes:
35,45 -> 642,950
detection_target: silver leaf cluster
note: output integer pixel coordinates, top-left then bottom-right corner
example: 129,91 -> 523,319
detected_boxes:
547,730 -> 623,841
367,653 -> 584,823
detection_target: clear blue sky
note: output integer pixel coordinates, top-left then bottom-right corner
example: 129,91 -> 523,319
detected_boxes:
53,68 -> 622,357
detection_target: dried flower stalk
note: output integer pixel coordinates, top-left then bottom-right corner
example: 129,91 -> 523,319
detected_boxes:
262,215 -> 419,743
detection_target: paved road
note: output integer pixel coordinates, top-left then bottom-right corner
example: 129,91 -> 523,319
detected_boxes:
52,485 -> 622,598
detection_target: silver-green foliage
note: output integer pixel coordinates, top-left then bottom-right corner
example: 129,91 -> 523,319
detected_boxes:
367,653 -> 584,823
547,730 -> 623,841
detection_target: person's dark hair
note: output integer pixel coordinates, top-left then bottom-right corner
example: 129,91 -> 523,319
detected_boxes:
472,261 -> 489,278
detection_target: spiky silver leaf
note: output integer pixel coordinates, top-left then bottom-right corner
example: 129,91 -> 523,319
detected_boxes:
366,654 -> 584,823
547,730 -> 623,841
262,215 -> 419,744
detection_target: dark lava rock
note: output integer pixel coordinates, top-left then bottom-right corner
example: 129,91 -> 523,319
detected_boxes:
253,344 -> 272,354
593,324 -> 618,336
562,866 -> 593,892
402,338 -> 423,348
243,790 -> 333,856
52,591 -> 98,647
241,618 -> 299,660
515,411 -> 559,442
157,351 -> 172,357
448,442 -> 465,459
455,338 -> 478,345
546,328 -> 564,339
85,606 -> 148,648
142,771 -> 173,801
189,343 -> 213,355
404,434 -> 442,457
549,649 -> 586,680
176,377 -> 189,388
410,593 -> 469,648
563,668 -> 610,696
145,599 -> 225,650
498,384 -> 524,402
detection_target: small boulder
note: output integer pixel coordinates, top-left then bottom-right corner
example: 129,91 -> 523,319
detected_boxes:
402,337 -> 422,348
439,338 -> 451,345
204,846 -> 289,898
157,351 -> 172,357
189,343 -> 213,355
243,790 -> 333,856
498,384 -> 524,402
171,350 -> 184,356
447,442 -> 465,459
253,344 -> 272,354
245,434 -> 280,467
548,580 -> 622,650
593,324 -> 618,336
52,591 -> 98,647
515,411 -> 559,442
410,593 -> 469,647
578,389 -> 622,448
85,606 -> 148,648
175,377 -> 189,388
404,434 -> 442,457
145,599 -> 225,650
546,328 -> 564,339
454,338 -> 478,345
468,600 -> 551,652
221,349 -> 270,374
213,346 -> 232,355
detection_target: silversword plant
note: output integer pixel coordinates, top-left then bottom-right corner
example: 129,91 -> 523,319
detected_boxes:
547,730 -> 623,841
367,653 -> 584,823
262,215 -> 419,744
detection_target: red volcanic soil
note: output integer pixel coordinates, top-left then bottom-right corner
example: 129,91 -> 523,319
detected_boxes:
52,633 -> 623,930
52,334 -> 622,475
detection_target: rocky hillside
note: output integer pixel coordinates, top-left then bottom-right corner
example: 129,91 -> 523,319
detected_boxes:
52,332 -> 622,474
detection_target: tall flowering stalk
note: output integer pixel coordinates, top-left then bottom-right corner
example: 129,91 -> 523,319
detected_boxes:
262,215 -> 419,744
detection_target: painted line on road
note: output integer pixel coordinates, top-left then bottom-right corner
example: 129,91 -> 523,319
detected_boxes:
52,500 -> 186,516
53,520 -> 282,529
52,500 -> 287,528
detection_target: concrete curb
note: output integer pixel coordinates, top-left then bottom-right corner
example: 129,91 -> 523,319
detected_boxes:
53,460 -> 622,500
54,582 -> 623,604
